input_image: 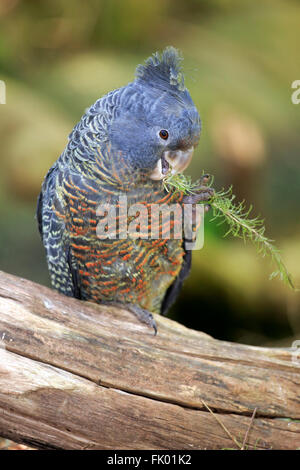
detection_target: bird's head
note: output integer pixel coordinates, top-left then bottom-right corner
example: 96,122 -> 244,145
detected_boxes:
108,47 -> 201,180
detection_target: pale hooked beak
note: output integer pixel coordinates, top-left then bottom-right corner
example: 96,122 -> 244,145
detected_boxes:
150,147 -> 194,181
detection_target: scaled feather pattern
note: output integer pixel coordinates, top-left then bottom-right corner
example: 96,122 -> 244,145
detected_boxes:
37,48 -> 202,323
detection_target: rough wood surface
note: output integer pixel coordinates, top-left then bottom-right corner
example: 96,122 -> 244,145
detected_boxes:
0,270 -> 299,450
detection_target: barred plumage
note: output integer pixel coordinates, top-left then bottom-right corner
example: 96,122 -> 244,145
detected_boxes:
37,48 -> 201,329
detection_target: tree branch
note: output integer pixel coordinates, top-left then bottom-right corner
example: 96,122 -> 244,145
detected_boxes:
0,270 -> 299,449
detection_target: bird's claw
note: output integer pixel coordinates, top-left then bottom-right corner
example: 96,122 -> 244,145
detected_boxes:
199,173 -> 211,186
183,186 -> 214,205
182,173 -> 214,205
125,303 -> 157,335
101,301 -> 157,334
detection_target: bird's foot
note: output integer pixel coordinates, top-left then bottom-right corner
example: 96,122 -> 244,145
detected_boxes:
182,173 -> 214,211
102,301 -> 157,335
126,304 -> 157,335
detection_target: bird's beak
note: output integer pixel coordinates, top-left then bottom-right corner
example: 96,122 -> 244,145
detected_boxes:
150,147 -> 194,181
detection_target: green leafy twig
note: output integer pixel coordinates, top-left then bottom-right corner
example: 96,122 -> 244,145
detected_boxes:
164,173 -> 295,290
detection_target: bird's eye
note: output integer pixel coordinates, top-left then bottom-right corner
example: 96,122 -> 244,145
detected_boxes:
159,129 -> 169,140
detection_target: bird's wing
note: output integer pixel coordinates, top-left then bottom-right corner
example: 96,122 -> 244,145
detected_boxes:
37,86 -> 125,297
37,163 -> 78,297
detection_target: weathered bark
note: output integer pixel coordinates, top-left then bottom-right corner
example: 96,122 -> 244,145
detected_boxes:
0,270 -> 299,450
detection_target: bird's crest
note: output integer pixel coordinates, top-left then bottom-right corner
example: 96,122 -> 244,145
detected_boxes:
135,47 -> 185,92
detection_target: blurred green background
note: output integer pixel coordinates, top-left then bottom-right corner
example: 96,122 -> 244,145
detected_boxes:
0,0 -> 300,346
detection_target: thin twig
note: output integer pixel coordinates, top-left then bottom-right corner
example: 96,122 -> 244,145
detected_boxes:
241,407 -> 257,450
163,173 -> 295,290
201,399 -> 242,449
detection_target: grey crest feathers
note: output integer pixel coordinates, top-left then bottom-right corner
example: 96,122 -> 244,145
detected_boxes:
135,47 -> 185,92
